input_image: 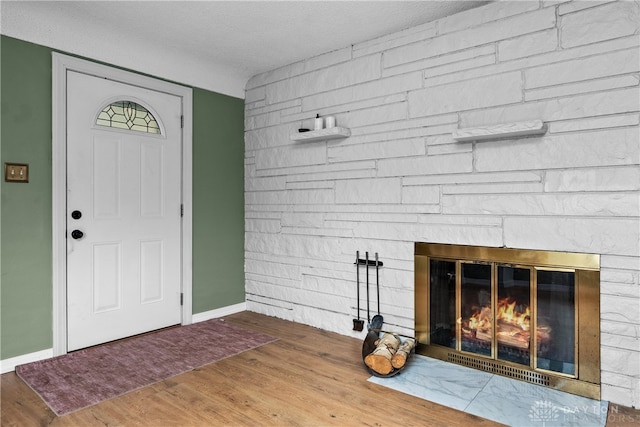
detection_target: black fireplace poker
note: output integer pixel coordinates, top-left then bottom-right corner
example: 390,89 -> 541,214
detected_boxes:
353,251 -> 364,331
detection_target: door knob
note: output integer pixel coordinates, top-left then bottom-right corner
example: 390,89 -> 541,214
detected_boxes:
71,230 -> 84,240
71,210 -> 82,219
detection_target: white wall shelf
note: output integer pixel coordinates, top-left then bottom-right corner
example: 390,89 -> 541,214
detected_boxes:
291,126 -> 351,142
452,120 -> 547,142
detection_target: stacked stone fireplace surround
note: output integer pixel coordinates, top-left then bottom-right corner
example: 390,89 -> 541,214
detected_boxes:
244,0 -> 640,407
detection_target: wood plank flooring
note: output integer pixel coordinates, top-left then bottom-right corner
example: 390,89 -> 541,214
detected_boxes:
2,311 -> 638,426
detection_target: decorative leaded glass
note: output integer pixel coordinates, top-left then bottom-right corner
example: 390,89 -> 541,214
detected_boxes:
96,101 -> 160,134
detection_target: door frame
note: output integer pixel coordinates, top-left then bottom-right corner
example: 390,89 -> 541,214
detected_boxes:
52,53 -> 193,356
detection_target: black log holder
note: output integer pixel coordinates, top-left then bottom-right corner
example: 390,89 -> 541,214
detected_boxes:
352,251 -> 415,377
362,329 -> 416,378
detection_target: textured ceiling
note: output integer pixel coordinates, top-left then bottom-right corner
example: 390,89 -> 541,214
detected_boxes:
1,1 -> 490,96
2,1 -> 490,75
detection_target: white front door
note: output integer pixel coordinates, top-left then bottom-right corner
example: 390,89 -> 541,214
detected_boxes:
66,70 -> 182,351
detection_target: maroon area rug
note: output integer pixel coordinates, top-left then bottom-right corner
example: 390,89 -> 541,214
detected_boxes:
16,318 -> 277,416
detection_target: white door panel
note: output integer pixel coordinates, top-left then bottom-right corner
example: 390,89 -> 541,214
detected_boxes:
67,70 -> 182,351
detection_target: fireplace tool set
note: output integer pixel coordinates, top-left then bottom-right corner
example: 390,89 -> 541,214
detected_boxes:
353,251 -> 415,378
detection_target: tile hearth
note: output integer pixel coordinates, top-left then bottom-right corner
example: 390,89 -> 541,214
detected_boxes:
368,355 -> 608,427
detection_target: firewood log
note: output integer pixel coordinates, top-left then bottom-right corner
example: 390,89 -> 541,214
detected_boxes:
497,333 -> 529,349
364,333 -> 400,375
391,338 -> 415,369
475,329 -> 491,342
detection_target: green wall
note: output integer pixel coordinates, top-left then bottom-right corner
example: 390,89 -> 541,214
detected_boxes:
0,36 -> 54,359
192,89 -> 245,313
0,35 -> 245,360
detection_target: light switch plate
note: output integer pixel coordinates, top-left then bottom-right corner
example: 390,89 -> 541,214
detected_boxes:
4,163 -> 29,183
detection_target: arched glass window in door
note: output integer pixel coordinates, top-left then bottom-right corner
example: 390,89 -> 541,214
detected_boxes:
96,100 -> 161,134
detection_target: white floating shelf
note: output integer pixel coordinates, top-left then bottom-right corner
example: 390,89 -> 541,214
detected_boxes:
291,126 -> 351,142
452,120 -> 547,142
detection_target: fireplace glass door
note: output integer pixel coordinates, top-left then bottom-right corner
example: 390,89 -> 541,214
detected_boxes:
536,269 -> 575,376
428,259 -> 577,376
497,266 -> 531,365
429,259 -> 456,349
460,263 -> 492,356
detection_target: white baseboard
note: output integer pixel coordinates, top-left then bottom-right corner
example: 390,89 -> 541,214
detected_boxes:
192,302 -> 247,323
1,303 -> 246,373
1,348 -> 54,374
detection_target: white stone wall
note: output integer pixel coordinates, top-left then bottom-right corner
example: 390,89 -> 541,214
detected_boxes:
244,0 -> 640,407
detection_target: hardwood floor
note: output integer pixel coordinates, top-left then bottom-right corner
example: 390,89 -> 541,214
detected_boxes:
2,311 -> 638,426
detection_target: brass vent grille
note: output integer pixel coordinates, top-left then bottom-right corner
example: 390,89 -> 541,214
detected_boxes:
448,353 -> 550,386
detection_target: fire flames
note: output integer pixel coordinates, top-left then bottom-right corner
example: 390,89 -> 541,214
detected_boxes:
462,298 -> 538,349
498,298 -> 530,330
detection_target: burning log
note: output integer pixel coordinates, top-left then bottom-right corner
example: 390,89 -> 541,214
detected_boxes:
391,338 -> 415,369
497,320 -> 530,349
475,329 -> 492,342
364,333 -> 400,375
498,334 -> 529,349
